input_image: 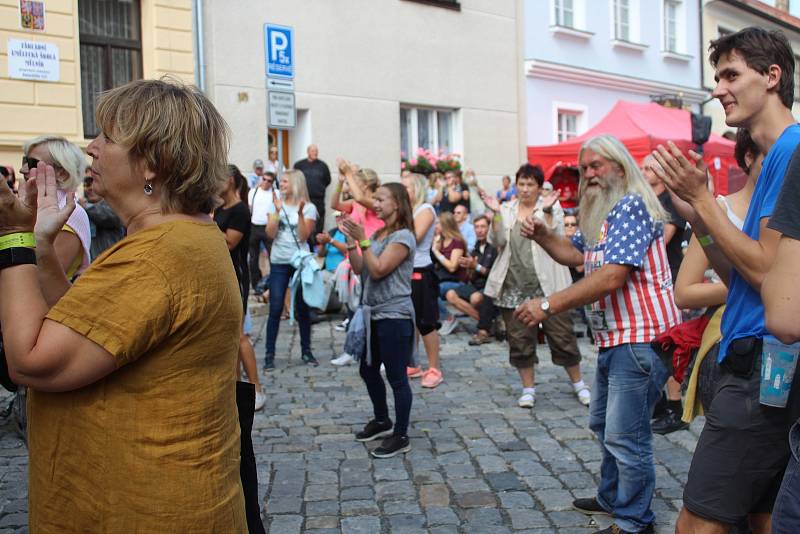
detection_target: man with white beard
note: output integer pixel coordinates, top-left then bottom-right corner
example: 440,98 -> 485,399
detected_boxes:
514,134 -> 680,534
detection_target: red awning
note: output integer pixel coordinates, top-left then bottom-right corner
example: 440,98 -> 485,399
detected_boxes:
528,101 -> 737,195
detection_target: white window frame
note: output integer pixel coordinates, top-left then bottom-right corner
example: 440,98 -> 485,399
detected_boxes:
662,0 -> 685,54
550,0 -> 587,31
610,0 -> 641,44
400,105 -> 459,158
552,102 -> 588,144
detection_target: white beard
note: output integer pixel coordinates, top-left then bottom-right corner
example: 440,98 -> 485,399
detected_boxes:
578,176 -> 627,247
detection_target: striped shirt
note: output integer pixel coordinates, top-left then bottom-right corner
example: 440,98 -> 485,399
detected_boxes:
572,194 -> 680,348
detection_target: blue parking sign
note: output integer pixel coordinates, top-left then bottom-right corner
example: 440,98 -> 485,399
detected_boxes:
264,24 -> 294,79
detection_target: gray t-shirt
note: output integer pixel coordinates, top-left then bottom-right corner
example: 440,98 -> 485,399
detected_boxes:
363,228 -> 416,320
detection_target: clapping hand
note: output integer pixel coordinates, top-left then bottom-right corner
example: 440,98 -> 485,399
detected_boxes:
0,165 -> 37,236
272,190 -> 283,212
340,215 -> 366,242
32,163 -> 75,244
316,232 -> 331,245
458,255 -> 478,270
651,141 -> 710,206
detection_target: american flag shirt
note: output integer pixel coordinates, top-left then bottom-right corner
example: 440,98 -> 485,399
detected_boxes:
572,194 -> 680,348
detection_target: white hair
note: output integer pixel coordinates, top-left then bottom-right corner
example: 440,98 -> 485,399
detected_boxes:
23,135 -> 86,192
578,135 -> 668,223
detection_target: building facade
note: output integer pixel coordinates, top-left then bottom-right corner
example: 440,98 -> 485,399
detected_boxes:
199,0 -> 526,190
701,0 -> 800,134
524,0 -> 705,147
0,0 -> 194,166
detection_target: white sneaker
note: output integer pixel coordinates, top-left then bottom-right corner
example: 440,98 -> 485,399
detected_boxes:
518,393 -> 535,409
335,317 -> 350,332
254,390 -> 266,411
438,316 -> 459,336
331,352 -> 354,366
575,386 -> 591,406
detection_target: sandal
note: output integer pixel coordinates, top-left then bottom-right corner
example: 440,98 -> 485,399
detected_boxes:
468,332 -> 492,346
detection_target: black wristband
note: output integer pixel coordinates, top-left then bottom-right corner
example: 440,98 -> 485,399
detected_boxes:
0,247 -> 36,270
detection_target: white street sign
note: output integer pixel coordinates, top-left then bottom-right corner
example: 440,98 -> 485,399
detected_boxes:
7,38 -> 59,81
268,91 -> 296,129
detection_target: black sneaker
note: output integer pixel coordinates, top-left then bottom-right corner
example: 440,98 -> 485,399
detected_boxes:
302,352 -> 319,367
651,410 -> 689,435
573,497 -> 610,516
263,355 -> 275,372
593,523 -> 653,534
371,435 -> 411,458
355,419 -> 393,442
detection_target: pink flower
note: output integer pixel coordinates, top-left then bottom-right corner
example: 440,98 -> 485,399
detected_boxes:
400,151 -> 406,158
416,147 -> 426,156
410,158 -> 418,166
401,162 -> 406,170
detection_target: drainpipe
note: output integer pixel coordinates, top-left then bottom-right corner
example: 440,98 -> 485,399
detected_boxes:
698,0 -> 705,114
193,0 -> 206,92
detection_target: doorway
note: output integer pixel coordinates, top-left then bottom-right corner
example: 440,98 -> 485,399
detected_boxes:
267,129 -> 290,168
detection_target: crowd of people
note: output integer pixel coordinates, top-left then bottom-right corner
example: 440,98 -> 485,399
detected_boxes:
1,24 -> 800,534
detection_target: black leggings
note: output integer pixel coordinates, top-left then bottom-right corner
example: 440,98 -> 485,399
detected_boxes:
359,319 -> 414,436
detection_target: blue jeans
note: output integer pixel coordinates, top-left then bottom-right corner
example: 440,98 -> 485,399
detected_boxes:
265,263 -> 311,358
773,421 -> 800,534
589,343 -> 669,532
359,319 -> 414,436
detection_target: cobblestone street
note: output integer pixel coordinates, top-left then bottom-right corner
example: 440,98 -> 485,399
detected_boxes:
0,310 -> 703,533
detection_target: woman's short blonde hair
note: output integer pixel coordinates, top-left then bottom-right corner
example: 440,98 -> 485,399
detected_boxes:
404,172 -> 427,208
23,135 -> 86,192
281,169 -> 310,203
95,77 -> 230,215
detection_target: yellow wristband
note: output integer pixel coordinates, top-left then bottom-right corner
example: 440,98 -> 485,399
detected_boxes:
492,213 -> 502,222
269,213 -> 280,221
359,239 -> 372,249
0,232 -> 35,251
697,234 -> 714,247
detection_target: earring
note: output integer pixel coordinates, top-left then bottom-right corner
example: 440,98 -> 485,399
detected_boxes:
144,180 -> 153,196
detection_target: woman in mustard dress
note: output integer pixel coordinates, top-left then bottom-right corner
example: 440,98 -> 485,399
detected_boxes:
0,79 -> 246,532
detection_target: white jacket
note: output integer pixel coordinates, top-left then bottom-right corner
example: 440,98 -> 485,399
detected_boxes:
484,197 -> 573,300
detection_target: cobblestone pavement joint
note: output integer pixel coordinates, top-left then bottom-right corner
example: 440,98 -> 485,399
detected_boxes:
0,309 -> 703,533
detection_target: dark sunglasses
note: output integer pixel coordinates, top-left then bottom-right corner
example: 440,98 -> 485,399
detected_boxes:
564,222 -> 578,227
21,156 -> 40,170
84,177 -> 93,186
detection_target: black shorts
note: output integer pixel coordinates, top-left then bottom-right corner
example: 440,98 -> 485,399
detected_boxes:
453,283 -> 480,301
684,338 -> 800,524
411,265 -> 439,334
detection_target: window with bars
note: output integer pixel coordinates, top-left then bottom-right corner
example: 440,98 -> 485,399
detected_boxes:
664,0 -> 680,52
614,0 -> 630,41
557,111 -> 580,142
400,107 -> 455,157
554,0 -> 575,28
78,0 -> 143,139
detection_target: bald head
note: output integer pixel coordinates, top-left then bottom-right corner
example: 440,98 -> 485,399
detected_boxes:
640,154 -> 664,188
307,144 -> 319,161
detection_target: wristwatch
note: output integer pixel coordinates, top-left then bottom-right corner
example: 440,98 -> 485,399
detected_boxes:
0,247 -> 36,270
539,298 -> 553,316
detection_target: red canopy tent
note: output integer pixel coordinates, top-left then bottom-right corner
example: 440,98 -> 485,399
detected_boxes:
528,100 -> 738,195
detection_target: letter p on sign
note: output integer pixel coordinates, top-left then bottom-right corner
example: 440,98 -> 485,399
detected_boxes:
265,24 -> 294,79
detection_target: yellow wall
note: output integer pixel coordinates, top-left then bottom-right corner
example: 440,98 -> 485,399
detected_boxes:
0,0 -> 194,168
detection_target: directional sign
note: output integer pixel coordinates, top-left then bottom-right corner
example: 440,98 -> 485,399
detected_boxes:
267,78 -> 294,91
268,91 -> 296,129
264,23 -> 294,79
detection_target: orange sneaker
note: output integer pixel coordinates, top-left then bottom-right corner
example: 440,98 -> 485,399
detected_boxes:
421,368 -> 443,388
407,366 -> 423,378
